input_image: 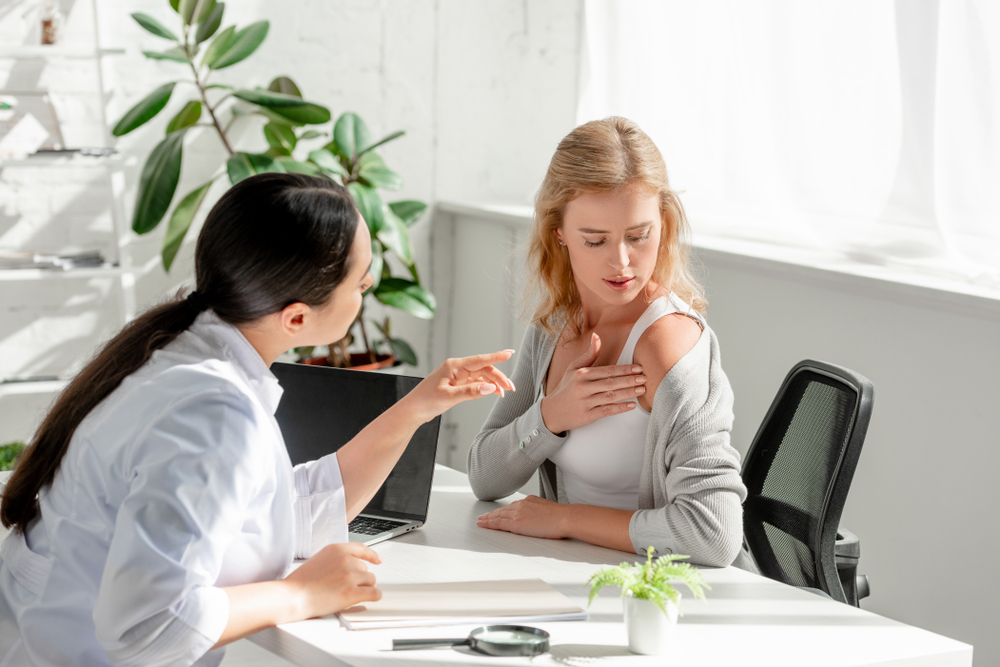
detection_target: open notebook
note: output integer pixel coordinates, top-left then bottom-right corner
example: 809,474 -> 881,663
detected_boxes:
338,578 -> 588,630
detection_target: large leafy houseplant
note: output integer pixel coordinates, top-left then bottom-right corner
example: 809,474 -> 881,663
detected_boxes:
113,0 -> 434,367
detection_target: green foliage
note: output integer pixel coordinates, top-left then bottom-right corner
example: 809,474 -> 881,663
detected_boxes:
112,82 -> 176,137
0,442 -> 25,472
117,1 -> 430,367
587,547 -> 709,616
132,131 -> 186,234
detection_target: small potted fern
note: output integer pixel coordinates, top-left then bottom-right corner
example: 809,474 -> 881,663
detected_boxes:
587,546 -> 708,655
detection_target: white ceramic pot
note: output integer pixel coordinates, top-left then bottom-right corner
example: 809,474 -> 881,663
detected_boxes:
624,592 -> 679,655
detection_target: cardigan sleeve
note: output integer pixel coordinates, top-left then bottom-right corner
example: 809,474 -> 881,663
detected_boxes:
468,326 -> 567,500
627,331 -> 747,567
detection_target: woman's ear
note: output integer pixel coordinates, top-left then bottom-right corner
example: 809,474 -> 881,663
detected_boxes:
278,302 -> 310,336
555,228 -> 564,245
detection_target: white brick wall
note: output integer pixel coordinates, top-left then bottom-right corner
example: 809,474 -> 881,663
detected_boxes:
0,0 -> 582,443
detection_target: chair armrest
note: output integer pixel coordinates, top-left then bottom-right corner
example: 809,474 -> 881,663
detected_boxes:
835,527 -> 860,564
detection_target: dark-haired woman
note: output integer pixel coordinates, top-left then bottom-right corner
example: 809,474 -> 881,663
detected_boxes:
0,173 -> 514,667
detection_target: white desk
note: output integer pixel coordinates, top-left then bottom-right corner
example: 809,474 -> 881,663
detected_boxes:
249,465 -> 972,667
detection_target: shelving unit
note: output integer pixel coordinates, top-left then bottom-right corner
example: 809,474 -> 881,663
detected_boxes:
0,0 -> 134,433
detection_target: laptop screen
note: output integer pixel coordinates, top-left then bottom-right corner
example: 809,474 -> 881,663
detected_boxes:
271,362 -> 440,523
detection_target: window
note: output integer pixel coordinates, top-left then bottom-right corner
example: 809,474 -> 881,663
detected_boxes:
580,0 -> 1000,290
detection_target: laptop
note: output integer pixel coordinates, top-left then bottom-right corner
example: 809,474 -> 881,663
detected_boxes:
271,362 -> 441,546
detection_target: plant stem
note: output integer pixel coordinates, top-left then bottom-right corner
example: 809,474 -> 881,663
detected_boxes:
184,26 -> 234,156
356,302 -> 377,364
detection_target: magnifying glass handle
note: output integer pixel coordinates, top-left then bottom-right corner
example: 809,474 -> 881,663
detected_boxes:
392,638 -> 471,650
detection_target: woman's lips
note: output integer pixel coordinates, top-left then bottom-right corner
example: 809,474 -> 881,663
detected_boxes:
603,277 -> 635,292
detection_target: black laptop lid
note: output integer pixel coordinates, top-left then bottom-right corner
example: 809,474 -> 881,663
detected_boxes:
271,362 -> 440,523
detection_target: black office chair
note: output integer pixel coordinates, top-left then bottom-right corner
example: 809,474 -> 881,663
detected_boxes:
741,360 -> 873,606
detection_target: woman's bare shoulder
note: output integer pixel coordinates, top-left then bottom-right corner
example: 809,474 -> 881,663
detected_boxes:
633,314 -> 703,409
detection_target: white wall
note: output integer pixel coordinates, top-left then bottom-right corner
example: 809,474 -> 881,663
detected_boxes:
696,246 -> 1000,667
0,0 -> 582,442
432,204 -> 1000,667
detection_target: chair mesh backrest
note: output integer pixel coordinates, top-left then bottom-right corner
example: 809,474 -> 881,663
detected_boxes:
743,367 -> 860,594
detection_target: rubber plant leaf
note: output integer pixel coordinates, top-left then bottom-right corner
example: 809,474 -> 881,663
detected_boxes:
347,182 -> 384,234
143,46 -> 191,63
226,151 -> 285,185
388,338 -> 418,366
132,131 -> 185,235
177,0 -> 198,25
299,129 -> 324,140
165,100 -> 202,133
191,0 -> 217,24
162,179 -> 214,271
268,76 -> 302,98
201,25 -> 235,69
209,21 -> 269,70
308,148 -> 348,177
232,88 -> 331,125
263,122 -> 296,154
358,130 -> 405,156
333,112 -> 371,159
377,207 -> 413,264
112,82 -> 176,137
388,200 -> 427,227
374,278 -> 436,319
194,2 -> 224,44
131,13 -> 179,41
359,163 -> 403,191
368,238 -> 383,292
274,157 -> 322,176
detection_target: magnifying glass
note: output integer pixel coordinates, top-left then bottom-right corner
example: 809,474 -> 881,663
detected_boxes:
392,624 -> 550,657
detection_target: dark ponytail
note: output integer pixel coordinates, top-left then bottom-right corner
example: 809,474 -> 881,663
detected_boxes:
1,173 -> 359,531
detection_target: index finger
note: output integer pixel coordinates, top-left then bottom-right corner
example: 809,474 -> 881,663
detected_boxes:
343,541 -> 382,565
457,349 -> 515,372
582,364 -> 644,379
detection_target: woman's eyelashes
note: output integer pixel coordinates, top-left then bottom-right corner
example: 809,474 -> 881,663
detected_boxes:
582,233 -> 650,248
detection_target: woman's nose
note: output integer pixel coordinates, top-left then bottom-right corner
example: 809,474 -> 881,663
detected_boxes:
610,242 -> 630,270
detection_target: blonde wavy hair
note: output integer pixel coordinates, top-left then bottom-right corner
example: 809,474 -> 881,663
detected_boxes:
525,116 -> 706,339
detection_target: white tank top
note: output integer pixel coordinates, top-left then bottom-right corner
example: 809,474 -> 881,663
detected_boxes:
548,294 -> 704,510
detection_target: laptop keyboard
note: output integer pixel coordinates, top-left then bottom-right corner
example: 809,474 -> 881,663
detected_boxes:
349,516 -> 408,536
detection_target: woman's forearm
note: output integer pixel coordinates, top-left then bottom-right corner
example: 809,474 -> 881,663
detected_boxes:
335,398 -> 421,520
212,580 -> 300,649
560,504 -> 636,553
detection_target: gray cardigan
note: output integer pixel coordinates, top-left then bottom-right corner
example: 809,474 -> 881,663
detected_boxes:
467,321 -> 750,568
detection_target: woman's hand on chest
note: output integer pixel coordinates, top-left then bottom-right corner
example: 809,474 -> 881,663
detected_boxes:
540,332 -> 648,435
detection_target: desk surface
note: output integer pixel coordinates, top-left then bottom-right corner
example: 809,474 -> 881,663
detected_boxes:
249,465 -> 972,667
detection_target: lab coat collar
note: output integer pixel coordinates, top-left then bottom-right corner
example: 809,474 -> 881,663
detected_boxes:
188,310 -> 284,415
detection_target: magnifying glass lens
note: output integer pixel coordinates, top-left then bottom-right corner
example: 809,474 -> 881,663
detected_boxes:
478,629 -> 547,645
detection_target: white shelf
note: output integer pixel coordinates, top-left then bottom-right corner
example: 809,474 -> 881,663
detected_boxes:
0,265 -> 123,281
0,46 -> 124,59
0,153 -> 121,168
0,379 -> 67,397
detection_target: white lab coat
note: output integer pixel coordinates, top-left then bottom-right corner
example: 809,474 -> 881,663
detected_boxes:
0,311 -> 348,667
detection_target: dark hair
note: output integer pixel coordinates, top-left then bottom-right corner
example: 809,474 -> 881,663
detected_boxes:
1,173 -> 359,531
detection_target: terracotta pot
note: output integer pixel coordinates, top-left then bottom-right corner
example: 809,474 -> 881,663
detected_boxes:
302,353 -> 396,371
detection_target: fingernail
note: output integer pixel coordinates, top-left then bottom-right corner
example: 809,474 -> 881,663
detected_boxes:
633,366 -> 642,373
636,387 -> 645,394
499,387 -> 505,398
636,376 -> 646,384
508,379 -> 517,391
480,383 -> 496,395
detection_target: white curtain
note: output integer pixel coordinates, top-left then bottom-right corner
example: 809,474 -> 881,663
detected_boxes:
580,0 -> 1000,289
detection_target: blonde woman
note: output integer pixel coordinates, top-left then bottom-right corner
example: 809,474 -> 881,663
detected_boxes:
469,117 -> 748,568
